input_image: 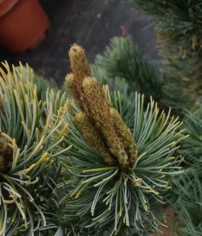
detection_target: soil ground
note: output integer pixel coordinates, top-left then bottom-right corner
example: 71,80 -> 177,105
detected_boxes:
0,0 -> 159,86
150,206 -> 178,236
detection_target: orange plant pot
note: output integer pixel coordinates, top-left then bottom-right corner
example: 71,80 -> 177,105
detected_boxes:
0,0 -> 50,53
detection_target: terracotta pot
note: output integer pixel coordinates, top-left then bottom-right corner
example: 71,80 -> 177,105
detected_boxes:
0,0 -> 50,53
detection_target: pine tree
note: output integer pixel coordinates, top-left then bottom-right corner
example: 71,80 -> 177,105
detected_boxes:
129,0 -> 202,111
1,1 -> 202,235
0,63 -> 70,235
61,44 -> 186,235
118,0 -> 202,235
0,43 -> 187,235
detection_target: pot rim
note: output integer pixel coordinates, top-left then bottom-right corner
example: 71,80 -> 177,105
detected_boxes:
0,0 -> 20,18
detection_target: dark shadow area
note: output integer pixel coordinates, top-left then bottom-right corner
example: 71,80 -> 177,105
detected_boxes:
0,0 -> 159,86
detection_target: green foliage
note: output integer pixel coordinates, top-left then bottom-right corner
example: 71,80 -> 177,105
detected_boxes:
179,107 -> 202,163
1,54 -> 181,235
92,37 -> 162,103
102,80 -> 137,129
122,1 -> 202,233
129,0 -> 202,110
60,88 -> 185,235
172,168 -> 202,236
13,63 -> 57,102
1,20 -> 200,234
0,63 -> 69,235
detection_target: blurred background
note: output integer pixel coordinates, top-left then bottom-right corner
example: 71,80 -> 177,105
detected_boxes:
0,0 -> 158,86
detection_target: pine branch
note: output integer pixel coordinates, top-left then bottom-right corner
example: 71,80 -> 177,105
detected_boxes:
92,37 -> 162,103
66,44 -> 138,171
0,63 -> 69,235
172,167 -> 202,236
179,107 -> 202,163
128,0 -> 170,17
60,44 -> 186,235
12,63 -> 57,101
130,0 -> 202,110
